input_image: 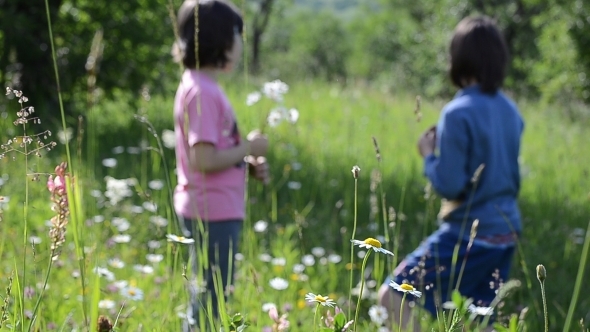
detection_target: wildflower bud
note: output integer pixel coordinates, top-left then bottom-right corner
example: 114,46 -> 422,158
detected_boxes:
351,165 -> 361,179
536,264 -> 546,283
471,164 -> 485,184
269,306 -> 279,321
470,219 -> 479,241
97,315 -> 113,332
372,137 -> 382,163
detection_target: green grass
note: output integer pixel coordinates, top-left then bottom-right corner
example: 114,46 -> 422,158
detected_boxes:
0,76 -> 589,331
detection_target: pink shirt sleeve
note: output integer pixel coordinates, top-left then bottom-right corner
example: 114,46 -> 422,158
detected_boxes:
185,89 -> 220,147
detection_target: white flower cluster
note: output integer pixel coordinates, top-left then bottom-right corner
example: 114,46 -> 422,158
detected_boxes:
246,80 -> 299,128
104,176 -> 137,206
267,107 -> 299,128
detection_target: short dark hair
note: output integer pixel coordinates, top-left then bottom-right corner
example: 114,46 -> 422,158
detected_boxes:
449,16 -> 509,94
177,0 -> 243,69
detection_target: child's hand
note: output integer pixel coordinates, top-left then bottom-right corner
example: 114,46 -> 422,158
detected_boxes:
418,125 -> 436,157
247,130 -> 268,157
247,156 -> 270,185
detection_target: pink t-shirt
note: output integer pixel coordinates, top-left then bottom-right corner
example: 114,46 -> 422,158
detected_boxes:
173,70 -> 246,221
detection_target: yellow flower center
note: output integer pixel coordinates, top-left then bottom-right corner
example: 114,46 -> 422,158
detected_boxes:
364,238 -> 382,248
315,295 -> 328,303
400,283 -> 415,291
128,289 -> 136,296
178,236 -> 185,241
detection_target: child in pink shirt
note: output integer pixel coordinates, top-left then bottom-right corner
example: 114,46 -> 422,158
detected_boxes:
173,1 -> 269,330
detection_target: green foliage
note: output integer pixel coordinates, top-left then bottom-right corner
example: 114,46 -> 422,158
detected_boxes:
1,78 -> 590,331
569,0 -> 590,101
261,9 -> 351,80
0,0 -> 177,119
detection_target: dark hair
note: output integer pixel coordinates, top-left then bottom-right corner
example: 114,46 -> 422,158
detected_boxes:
449,16 -> 509,94
177,0 -> 243,69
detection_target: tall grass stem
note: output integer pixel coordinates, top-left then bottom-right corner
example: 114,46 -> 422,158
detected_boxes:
563,220 -> 590,332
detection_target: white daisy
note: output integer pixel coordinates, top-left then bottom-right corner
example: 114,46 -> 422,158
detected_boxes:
92,215 -> 105,223
29,236 -> 42,245
287,181 -> 301,190
267,109 -> 283,127
311,247 -> 326,257
108,258 -> 125,269
112,217 -> 130,232
149,215 -> 168,227
350,238 -> 394,256
304,293 -> 335,307
269,277 -> 289,291
261,302 -> 277,312
128,205 -> 144,214
258,253 -> 272,262
328,254 -> 342,264
93,267 -> 115,281
147,240 -> 161,249
112,234 -> 131,243
120,286 -> 143,301
146,254 -> 164,264
98,299 -> 116,310
133,264 -> 154,274
271,257 -> 286,266
286,108 -> 299,124
292,264 -> 305,274
148,180 -> 164,190
166,234 -> 195,244
161,129 -> 176,149
468,304 -> 494,316
246,91 -> 262,106
142,201 -> 158,212
389,281 -> 422,298
368,305 -> 389,326
301,254 -> 315,266
112,280 -> 128,290
253,220 -> 268,233
102,158 -> 117,168
262,80 -> 289,102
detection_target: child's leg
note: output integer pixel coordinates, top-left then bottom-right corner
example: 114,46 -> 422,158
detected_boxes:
180,218 -> 242,330
378,223 -> 516,331
205,220 -> 242,317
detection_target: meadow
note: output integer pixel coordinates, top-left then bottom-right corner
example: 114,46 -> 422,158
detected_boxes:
0,75 -> 589,332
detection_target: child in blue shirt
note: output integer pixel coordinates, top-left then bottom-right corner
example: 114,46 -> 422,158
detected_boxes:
378,16 -> 524,331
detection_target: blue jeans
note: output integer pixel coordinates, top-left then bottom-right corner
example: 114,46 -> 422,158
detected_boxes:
179,217 -> 242,330
386,223 -> 515,317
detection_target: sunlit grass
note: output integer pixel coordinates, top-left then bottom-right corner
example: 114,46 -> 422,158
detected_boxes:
0,76 -> 589,331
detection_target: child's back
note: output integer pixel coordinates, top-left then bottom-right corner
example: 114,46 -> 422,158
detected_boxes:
428,86 -> 524,236
379,16 -> 522,332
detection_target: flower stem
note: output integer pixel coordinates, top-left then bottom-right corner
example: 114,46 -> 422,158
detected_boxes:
353,251 -> 371,331
348,177 -> 358,318
539,280 -> 548,332
398,293 -> 407,332
563,220 -> 590,332
313,303 -> 320,332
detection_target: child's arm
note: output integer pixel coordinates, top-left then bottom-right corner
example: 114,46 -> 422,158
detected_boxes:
189,141 -> 248,173
423,112 -> 470,199
188,132 -> 267,173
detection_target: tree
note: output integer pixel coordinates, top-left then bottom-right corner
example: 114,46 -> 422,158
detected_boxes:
249,0 -> 276,73
0,0 -> 177,120
0,0 -> 64,116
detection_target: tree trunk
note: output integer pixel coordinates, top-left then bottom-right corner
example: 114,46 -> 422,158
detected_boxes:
250,0 -> 275,73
